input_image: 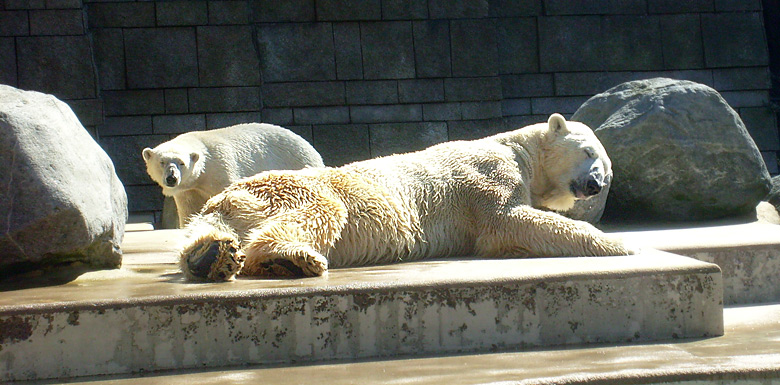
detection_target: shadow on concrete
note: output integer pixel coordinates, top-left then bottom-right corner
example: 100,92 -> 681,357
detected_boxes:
0,261 -> 98,292
599,201 -> 779,232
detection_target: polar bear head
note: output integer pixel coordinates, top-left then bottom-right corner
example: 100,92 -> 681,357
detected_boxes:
535,113 -> 612,212
142,145 -> 203,195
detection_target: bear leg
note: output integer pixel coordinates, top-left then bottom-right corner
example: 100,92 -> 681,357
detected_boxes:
174,192 -> 209,227
475,205 -> 635,258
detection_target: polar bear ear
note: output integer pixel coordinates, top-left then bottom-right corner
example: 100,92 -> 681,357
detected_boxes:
142,148 -> 154,162
190,152 -> 200,164
548,113 -> 570,136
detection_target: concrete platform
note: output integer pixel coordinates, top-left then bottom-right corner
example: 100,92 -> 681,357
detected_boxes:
0,230 -> 722,382
23,303 -> 780,385
617,221 -> 780,305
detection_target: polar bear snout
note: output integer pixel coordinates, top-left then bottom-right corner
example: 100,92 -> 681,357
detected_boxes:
165,174 -> 178,187
164,166 -> 181,187
585,178 -> 602,196
571,172 -> 607,199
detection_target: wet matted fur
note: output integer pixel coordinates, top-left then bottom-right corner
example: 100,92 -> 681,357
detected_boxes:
179,114 -> 634,282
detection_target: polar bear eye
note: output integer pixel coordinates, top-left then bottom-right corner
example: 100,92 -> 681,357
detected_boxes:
584,148 -> 596,159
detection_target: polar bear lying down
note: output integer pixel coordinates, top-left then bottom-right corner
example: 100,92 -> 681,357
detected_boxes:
179,114 -> 634,282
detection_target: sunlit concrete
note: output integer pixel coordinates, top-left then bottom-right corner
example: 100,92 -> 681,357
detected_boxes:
0,229 -> 722,382
614,203 -> 780,304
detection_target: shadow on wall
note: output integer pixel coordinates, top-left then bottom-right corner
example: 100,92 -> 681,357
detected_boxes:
0,1 -> 776,220
763,0 -> 780,157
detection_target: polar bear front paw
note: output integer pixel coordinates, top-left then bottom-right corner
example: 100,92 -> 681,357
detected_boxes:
295,248 -> 329,276
241,245 -> 328,278
622,240 -> 641,256
596,234 -> 638,256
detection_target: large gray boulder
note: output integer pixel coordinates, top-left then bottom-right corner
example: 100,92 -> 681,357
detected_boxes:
768,175 -> 780,213
0,85 -> 127,275
572,78 -> 772,222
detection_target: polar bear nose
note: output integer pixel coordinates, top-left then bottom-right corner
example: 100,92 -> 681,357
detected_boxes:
585,178 -> 602,196
165,175 -> 178,187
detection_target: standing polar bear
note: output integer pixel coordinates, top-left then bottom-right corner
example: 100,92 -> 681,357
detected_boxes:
179,114 -> 634,282
142,123 -> 324,227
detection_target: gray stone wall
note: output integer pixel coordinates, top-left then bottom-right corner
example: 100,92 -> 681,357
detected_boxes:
1,0 -> 777,222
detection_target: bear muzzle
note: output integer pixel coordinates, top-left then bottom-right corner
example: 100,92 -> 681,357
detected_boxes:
164,165 -> 180,187
165,174 -> 179,187
570,173 -> 606,199
585,178 -> 602,196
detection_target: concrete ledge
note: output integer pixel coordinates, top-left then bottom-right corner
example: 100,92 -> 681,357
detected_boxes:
49,303 -> 776,385
0,230 -> 722,382
616,221 -> 780,305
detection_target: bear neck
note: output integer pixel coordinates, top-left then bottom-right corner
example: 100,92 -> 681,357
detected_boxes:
496,127 -> 546,207
509,126 -> 558,209
524,139 -> 548,208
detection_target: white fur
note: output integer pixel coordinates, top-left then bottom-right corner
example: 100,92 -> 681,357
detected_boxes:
143,123 -> 324,227
179,114 -> 632,281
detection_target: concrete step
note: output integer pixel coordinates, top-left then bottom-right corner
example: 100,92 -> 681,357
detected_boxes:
612,207 -> 780,305
28,303 -> 777,385
0,230 -> 722,382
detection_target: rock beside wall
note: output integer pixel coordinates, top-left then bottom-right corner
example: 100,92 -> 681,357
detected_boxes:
0,85 -> 127,274
572,78 -> 772,222
768,176 -> 780,213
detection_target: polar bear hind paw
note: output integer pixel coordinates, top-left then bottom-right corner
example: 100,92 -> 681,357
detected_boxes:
181,236 -> 243,282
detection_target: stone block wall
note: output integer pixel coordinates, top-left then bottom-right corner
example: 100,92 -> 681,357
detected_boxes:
0,0 -> 777,222
0,1 -> 102,132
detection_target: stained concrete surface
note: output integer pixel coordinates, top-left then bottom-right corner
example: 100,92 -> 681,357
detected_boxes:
25,304 -> 780,385
5,206 -> 780,383
1,228 -> 723,382
614,208 -> 780,305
